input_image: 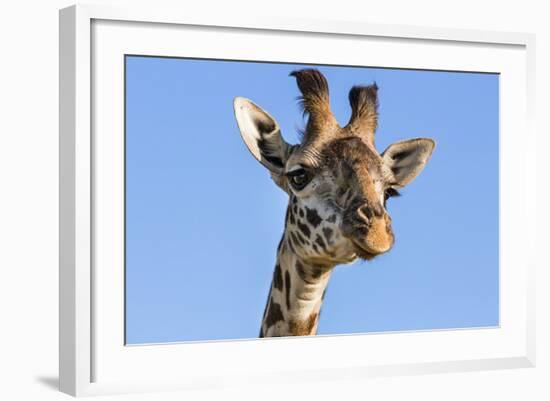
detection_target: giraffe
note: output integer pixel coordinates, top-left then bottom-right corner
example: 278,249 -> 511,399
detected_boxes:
233,69 -> 435,337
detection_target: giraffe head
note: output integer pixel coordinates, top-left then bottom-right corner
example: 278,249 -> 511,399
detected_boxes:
234,69 -> 435,265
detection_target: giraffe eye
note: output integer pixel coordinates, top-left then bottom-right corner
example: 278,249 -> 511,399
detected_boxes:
287,168 -> 310,190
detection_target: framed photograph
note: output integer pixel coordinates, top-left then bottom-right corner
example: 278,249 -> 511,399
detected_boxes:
59,4 -> 536,396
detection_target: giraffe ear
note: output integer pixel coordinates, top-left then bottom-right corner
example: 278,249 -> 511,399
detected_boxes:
382,138 -> 435,188
233,97 -> 291,174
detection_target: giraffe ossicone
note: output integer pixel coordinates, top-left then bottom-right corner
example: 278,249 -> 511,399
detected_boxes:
233,69 -> 435,338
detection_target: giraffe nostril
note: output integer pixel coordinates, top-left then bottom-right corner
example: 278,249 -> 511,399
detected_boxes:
357,204 -> 373,223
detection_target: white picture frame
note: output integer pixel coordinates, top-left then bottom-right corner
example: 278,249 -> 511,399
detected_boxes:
59,4 -> 536,397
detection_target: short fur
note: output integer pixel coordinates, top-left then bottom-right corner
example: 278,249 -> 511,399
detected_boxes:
234,69 -> 435,337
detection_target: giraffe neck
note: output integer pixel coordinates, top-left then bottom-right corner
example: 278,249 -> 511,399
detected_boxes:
260,234 -> 334,337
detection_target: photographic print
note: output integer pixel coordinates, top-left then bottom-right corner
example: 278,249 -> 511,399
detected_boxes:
124,56 -> 499,343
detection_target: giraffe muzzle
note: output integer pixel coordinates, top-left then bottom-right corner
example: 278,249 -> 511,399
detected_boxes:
342,203 -> 394,258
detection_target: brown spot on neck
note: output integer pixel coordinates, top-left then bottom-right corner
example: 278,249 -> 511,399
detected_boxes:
289,312 -> 319,336
263,301 -> 284,330
314,234 -> 327,251
273,263 -> 283,291
305,206 -> 322,228
284,270 -> 291,310
322,227 -> 334,244
296,219 -> 311,238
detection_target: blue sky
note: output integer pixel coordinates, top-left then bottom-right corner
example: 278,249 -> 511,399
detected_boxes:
125,56 -> 499,344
